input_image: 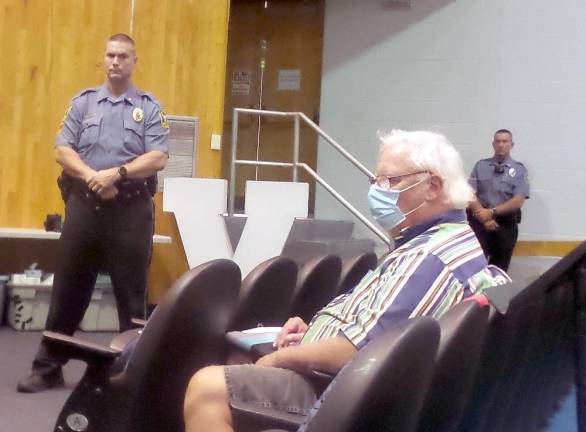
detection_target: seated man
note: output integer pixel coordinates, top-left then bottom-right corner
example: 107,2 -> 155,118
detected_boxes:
184,130 -> 509,432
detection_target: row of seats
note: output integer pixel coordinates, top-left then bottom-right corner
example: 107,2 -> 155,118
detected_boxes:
231,298 -> 489,432
231,252 -> 377,330
43,252 -> 377,432
458,241 -> 586,432
43,242 -> 586,432
234,242 -> 586,432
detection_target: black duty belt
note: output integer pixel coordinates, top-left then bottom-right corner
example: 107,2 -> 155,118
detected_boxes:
59,174 -> 155,209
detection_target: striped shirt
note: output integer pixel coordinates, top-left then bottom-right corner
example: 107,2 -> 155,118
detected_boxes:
301,209 -> 510,349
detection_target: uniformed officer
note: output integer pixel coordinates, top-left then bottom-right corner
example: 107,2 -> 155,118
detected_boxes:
17,33 -> 169,393
468,129 -> 529,271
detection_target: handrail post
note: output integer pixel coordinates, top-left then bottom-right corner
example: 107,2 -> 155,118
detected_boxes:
229,109 -> 239,216
298,163 -> 390,246
293,114 -> 300,181
297,112 -> 375,180
228,107 -> 388,245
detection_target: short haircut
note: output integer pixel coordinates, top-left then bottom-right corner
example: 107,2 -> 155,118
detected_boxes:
107,33 -> 136,48
494,129 -> 513,139
377,130 -> 473,209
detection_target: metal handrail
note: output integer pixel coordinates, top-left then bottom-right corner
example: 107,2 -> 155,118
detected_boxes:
229,108 -> 390,246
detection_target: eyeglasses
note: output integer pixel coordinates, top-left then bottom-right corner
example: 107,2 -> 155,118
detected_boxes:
369,171 -> 430,190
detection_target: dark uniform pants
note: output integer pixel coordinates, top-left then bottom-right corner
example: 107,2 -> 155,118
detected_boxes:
32,186 -> 154,375
469,216 -> 518,272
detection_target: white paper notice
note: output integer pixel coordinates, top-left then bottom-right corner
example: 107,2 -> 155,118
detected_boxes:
277,69 -> 301,91
232,70 -> 251,96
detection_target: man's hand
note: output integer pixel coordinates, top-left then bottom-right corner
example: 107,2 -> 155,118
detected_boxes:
87,168 -> 120,193
97,184 -> 119,201
275,317 -> 308,349
255,351 -> 281,368
257,336 -> 357,375
484,219 -> 499,231
475,208 -> 493,223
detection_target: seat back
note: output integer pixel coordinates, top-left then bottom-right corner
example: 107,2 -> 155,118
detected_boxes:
53,259 -> 241,432
290,255 -> 342,323
458,242 -> 586,432
229,256 -> 298,330
337,252 -> 377,296
416,300 -> 489,432
300,317 -> 440,432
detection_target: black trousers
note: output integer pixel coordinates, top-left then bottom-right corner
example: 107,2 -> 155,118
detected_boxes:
469,217 -> 518,272
32,188 -> 154,375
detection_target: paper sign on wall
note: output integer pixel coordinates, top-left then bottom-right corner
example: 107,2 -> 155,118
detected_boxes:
232,70 -> 251,96
278,69 -> 301,91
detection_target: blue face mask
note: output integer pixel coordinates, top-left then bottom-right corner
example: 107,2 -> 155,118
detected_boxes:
368,179 -> 427,231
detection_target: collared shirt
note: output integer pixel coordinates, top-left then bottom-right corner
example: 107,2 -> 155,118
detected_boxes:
301,209 -> 510,349
469,156 -> 530,209
56,84 -> 169,170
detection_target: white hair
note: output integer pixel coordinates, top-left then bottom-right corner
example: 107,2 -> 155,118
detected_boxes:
377,129 -> 473,209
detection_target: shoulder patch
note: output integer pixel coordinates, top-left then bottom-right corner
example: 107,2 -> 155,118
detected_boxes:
159,111 -> 169,129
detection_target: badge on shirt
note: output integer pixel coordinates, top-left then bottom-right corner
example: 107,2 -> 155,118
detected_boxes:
159,111 -> 169,129
508,167 -> 516,178
132,107 -> 144,122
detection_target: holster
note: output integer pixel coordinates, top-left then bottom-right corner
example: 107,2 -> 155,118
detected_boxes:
57,172 -> 73,203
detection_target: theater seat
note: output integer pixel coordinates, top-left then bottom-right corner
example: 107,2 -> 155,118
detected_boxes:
231,317 -> 440,432
289,254 -> 342,323
416,300 -> 489,432
337,252 -> 377,296
229,256 -> 298,331
46,259 -> 241,432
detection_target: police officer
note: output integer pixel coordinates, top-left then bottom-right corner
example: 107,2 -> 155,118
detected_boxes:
17,33 -> 169,393
468,129 -> 529,271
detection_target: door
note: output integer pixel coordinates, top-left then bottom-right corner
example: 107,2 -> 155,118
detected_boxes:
222,0 -> 325,213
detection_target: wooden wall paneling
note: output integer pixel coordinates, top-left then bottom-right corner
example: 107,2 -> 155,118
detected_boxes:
0,0 -> 230,302
132,0 -> 230,302
0,0 -> 132,229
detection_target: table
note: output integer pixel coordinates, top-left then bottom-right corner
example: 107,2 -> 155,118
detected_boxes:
0,228 -> 171,274
0,228 -> 172,243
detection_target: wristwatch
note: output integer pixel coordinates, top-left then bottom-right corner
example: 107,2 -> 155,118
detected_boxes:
118,165 -> 128,181
490,207 -> 497,217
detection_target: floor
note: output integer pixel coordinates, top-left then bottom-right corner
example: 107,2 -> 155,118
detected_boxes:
0,329 -> 113,431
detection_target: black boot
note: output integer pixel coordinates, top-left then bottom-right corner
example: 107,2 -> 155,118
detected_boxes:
17,369 -> 65,393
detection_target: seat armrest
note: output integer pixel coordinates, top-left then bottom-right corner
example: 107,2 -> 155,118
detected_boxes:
230,400 -> 303,432
43,331 -> 122,365
307,369 -> 334,388
131,318 -> 147,328
110,328 -> 142,351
